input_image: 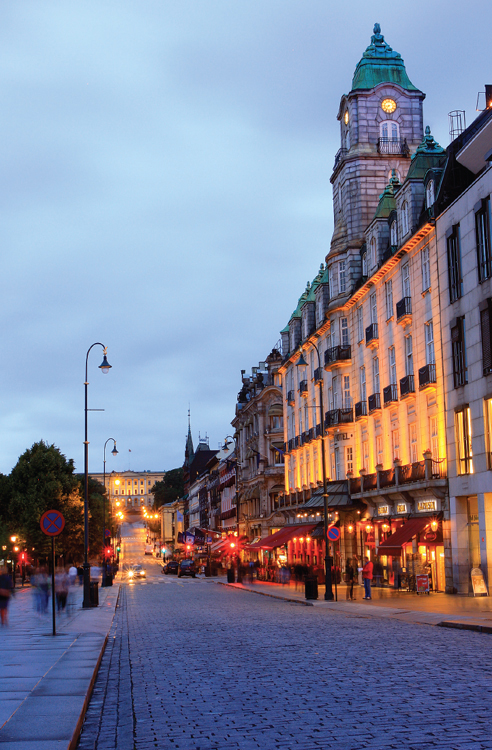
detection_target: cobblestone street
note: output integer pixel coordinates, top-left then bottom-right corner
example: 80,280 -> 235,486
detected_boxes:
78,577 -> 492,750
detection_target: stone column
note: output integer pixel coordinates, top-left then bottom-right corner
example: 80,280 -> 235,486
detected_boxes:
478,492 -> 492,592
449,495 -> 471,595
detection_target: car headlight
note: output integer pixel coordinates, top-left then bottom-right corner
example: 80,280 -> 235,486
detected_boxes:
139,571 -> 145,576
128,570 -> 134,578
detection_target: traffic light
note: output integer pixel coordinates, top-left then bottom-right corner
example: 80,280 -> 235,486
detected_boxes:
105,547 -> 112,557
116,545 -> 121,553
20,552 -> 26,562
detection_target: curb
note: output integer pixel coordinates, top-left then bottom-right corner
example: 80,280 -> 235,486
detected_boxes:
217,581 -> 314,607
437,620 -> 492,634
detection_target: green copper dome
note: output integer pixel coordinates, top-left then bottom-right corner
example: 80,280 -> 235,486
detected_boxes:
351,24 -> 418,92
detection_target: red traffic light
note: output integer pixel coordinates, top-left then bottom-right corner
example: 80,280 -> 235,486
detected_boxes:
104,547 -> 112,557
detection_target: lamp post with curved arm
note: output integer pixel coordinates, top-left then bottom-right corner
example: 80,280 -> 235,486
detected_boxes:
223,435 -> 241,583
296,346 -> 334,601
83,343 -> 112,609
102,438 -> 118,587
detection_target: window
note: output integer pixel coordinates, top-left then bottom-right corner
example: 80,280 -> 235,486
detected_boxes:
456,406 -> 473,474
385,280 -> 393,320
362,253 -> 368,277
332,376 -> 338,409
389,347 -> 397,385
370,237 -> 377,268
373,356 -> 380,393
451,316 -> 467,387
402,263 -> 411,298
376,435 -> 383,466
425,321 -> 435,365
476,197 -> 492,282
430,415 -> 439,460
380,121 -> 399,140
480,298 -> 492,375
370,292 -> 378,325
484,398 -> 492,469
391,429 -> 400,460
344,446 -> 353,476
340,317 -> 349,346
422,247 -> 431,292
339,261 -> 346,293
409,423 -> 418,463
313,448 -> 318,484
426,180 -> 435,209
345,130 -> 351,151
343,375 -> 351,409
401,201 -> 409,237
362,440 -> 369,472
360,366 -> 366,402
405,335 -> 413,376
390,220 -> 398,247
357,306 -> 364,342
447,225 -> 463,302
316,293 -> 324,324
329,265 -> 338,297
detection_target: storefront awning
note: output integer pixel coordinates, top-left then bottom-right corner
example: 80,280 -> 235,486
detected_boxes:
302,481 -> 352,509
377,517 -> 431,556
247,524 -> 316,550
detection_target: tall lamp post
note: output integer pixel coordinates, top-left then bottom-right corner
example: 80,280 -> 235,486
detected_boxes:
83,343 -> 112,609
223,435 -> 241,583
102,438 -> 118,587
296,346 -> 334,601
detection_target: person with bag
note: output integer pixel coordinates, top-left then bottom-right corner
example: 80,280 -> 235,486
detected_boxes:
362,556 -> 373,600
0,565 -> 13,626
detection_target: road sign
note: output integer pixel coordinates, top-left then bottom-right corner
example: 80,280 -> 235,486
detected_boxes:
327,525 -> 340,541
105,529 -> 111,537
40,510 -> 65,536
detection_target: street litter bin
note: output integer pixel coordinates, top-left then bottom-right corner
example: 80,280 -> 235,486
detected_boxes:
304,576 -> 318,600
89,581 -> 99,606
227,568 -> 235,584
105,574 -> 113,587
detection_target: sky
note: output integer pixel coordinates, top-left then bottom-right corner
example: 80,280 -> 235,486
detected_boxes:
0,0 -> 490,476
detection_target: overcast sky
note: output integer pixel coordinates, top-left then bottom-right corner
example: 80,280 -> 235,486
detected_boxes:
0,0 -> 489,476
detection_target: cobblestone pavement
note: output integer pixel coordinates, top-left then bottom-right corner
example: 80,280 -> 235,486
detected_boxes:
77,577 -> 492,750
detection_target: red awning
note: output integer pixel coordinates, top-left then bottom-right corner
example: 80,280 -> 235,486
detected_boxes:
246,524 -> 316,550
377,517 -> 432,556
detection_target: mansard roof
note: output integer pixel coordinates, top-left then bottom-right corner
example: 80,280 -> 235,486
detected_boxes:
302,264 -> 325,306
351,24 -> 419,92
405,126 -> 447,181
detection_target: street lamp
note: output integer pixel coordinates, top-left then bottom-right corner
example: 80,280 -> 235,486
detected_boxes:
83,343 -> 112,609
102,438 -> 118,587
296,347 -> 334,601
223,435 -> 241,583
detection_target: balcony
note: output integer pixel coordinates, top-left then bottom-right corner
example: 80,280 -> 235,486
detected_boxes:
365,323 -> 379,348
324,345 -> 352,371
312,367 -> 323,383
287,390 -> 295,406
315,423 -> 322,437
419,363 -> 437,390
299,380 -> 308,398
400,374 -> 415,399
355,401 -> 367,420
368,393 -> 381,413
396,297 -> 412,325
333,147 -> 347,170
288,438 -> 295,452
383,384 -> 398,406
294,435 -> 300,448
377,137 -> 410,156
324,408 -> 354,429
379,468 -> 395,488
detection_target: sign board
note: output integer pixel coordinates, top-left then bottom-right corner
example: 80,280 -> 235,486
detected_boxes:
377,505 -> 389,516
327,526 -> 340,541
396,503 -> 407,514
105,529 -> 111,537
471,568 -> 488,596
416,574 -> 430,593
40,510 -> 65,536
417,500 -> 437,512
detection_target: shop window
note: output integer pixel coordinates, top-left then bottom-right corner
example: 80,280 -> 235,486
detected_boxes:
447,225 -> 463,302
451,316 -> 467,387
456,406 -> 473,475
476,197 -> 492,282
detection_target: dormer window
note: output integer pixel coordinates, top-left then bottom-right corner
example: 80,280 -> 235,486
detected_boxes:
426,179 -> 435,209
370,237 -> 377,268
362,252 -> 368,276
401,200 -> 409,236
390,220 -> 398,247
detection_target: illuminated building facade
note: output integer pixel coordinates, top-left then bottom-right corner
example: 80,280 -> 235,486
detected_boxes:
90,470 -> 165,514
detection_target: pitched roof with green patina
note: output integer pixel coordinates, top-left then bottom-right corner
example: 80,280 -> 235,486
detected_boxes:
351,23 -> 419,92
405,126 -> 447,181
373,170 -> 401,219
288,263 -> 326,323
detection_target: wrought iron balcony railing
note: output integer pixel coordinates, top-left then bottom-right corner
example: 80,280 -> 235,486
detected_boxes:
383,384 -> 398,406
365,323 -> 379,346
400,374 -> 415,399
368,393 -> 381,413
418,363 -> 436,390
355,401 -> 367,419
396,297 -> 412,323
324,345 -> 352,369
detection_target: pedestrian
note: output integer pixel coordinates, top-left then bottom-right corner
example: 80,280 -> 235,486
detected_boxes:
55,568 -> 69,612
373,557 -> 383,587
77,566 -> 84,585
0,565 -> 13,626
345,557 -> 356,600
68,564 -> 77,586
362,556 -> 373,599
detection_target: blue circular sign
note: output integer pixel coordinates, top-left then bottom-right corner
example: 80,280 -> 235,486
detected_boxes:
327,526 -> 340,541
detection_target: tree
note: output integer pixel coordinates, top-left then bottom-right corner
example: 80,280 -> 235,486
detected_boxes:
76,474 -> 106,560
151,467 -> 184,509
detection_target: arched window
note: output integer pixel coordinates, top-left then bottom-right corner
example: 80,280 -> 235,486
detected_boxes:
426,180 -> 435,208
401,201 -> 409,236
390,220 -> 398,246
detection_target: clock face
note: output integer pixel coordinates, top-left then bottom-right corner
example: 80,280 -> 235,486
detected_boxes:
381,98 -> 397,114
344,110 -> 349,125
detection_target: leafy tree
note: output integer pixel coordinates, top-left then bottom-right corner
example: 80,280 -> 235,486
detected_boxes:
76,474 -> 107,560
151,467 -> 184,509
0,473 -> 13,549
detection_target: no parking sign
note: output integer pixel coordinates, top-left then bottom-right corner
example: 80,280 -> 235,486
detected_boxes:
327,525 -> 340,541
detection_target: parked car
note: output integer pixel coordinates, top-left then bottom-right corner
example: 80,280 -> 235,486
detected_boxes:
178,560 -> 196,578
162,561 -> 179,575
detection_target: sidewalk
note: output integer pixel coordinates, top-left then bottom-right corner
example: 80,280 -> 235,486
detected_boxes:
218,578 -> 492,632
0,581 -> 120,749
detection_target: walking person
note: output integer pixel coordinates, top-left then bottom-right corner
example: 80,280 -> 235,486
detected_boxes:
345,558 -> 356,600
0,565 -> 13,626
362,556 -> 373,600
